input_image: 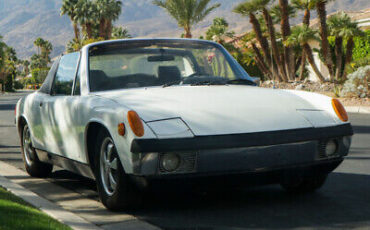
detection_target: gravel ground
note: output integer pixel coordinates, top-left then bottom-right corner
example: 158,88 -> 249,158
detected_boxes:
261,81 -> 370,107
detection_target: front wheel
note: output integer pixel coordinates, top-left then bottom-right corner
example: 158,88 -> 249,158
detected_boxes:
95,130 -> 141,210
21,124 -> 53,177
280,174 -> 327,194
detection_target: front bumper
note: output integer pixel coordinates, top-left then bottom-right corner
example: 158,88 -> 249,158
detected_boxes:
130,124 -> 353,177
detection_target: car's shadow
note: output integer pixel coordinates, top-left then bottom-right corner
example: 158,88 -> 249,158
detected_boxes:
49,170 -> 370,229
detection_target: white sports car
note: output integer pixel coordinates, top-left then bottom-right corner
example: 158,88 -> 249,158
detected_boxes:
16,39 -> 353,210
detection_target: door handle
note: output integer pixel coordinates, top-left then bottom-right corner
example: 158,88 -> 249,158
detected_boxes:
39,102 -> 43,107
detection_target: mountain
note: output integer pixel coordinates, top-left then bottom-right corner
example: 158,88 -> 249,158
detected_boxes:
0,0 -> 369,59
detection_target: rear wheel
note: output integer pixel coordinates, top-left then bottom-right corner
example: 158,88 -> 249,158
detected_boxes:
280,174 -> 327,194
95,129 -> 141,210
21,124 -> 53,177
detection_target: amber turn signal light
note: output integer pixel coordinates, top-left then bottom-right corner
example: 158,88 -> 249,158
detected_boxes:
127,111 -> 144,137
332,98 -> 348,122
118,123 -> 125,136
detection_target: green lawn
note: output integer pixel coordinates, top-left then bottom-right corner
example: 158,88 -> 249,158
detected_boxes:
0,187 -> 71,230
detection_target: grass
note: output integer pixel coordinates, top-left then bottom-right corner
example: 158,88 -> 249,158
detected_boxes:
0,187 -> 71,230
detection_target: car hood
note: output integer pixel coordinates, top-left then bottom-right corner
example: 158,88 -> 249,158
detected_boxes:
96,85 -> 336,136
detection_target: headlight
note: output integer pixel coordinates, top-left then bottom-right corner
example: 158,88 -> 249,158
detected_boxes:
332,99 -> 348,122
343,136 -> 352,149
160,153 -> 181,172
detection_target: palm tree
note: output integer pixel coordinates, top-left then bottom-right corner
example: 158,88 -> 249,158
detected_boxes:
41,40 -> 53,64
23,60 -> 30,77
234,0 -> 277,80
292,0 -> 315,26
112,27 -> 132,39
291,0 -> 316,80
0,36 -> 6,92
278,0 -> 295,81
315,0 -> 335,80
74,0 -> 97,39
258,0 -> 288,82
205,17 -> 235,42
286,25 -> 325,82
61,0 -> 80,41
270,4 -> 296,25
153,0 -> 220,38
33,37 -> 45,55
96,0 -> 122,39
328,12 -> 363,80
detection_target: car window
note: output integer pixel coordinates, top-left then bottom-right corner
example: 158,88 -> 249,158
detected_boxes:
88,40 -> 250,92
52,52 -> 80,95
39,58 -> 60,94
74,64 -> 81,96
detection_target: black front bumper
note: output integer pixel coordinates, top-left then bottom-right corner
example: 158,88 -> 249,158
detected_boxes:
130,124 -> 353,177
131,123 -> 353,153
131,159 -> 343,190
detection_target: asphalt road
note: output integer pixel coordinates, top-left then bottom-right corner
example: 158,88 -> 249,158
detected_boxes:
1,91 -> 370,230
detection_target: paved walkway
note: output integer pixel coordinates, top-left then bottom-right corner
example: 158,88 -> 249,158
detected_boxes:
0,160 -> 159,230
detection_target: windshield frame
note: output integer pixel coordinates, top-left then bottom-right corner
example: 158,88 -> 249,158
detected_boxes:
86,38 -> 253,93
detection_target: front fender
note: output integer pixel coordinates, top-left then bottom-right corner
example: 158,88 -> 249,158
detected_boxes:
85,106 -> 156,174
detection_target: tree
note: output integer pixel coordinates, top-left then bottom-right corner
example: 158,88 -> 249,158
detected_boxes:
315,0 -> 335,80
33,37 -> 45,55
278,0 -> 295,81
74,0 -> 98,39
0,36 -> 7,92
32,38 -> 52,65
258,0 -> 288,81
234,0 -> 277,81
30,54 -> 47,70
61,0 -> 80,41
286,25 -> 325,82
153,0 -> 220,38
270,4 -> 296,25
0,46 -> 18,92
291,0 -> 316,80
41,40 -> 53,64
22,60 -> 30,77
96,0 -> 122,39
112,27 -> 132,39
205,17 -> 235,42
328,12 -> 363,80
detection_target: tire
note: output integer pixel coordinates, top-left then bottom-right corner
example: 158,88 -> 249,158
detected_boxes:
94,129 -> 142,211
21,124 -> 53,178
280,174 -> 327,194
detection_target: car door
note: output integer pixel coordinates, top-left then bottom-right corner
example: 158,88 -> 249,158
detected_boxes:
43,52 -> 82,161
29,59 -> 60,151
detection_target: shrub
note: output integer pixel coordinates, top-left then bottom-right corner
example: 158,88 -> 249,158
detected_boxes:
5,74 -> 14,92
13,80 -> 24,90
341,65 -> 370,98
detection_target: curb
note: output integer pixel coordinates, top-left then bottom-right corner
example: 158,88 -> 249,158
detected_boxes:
0,160 -> 161,230
345,106 -> 370,114
0,174 -> 102,230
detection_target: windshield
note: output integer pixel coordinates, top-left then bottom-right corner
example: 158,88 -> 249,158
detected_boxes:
88,39 -> 253,92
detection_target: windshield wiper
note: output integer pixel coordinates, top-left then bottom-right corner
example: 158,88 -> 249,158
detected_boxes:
162,80 -> 183,88
227,79 -> 256,86
190,81 -> 226,86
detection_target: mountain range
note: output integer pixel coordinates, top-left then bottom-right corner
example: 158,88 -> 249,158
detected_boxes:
0,0 -> 369,59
